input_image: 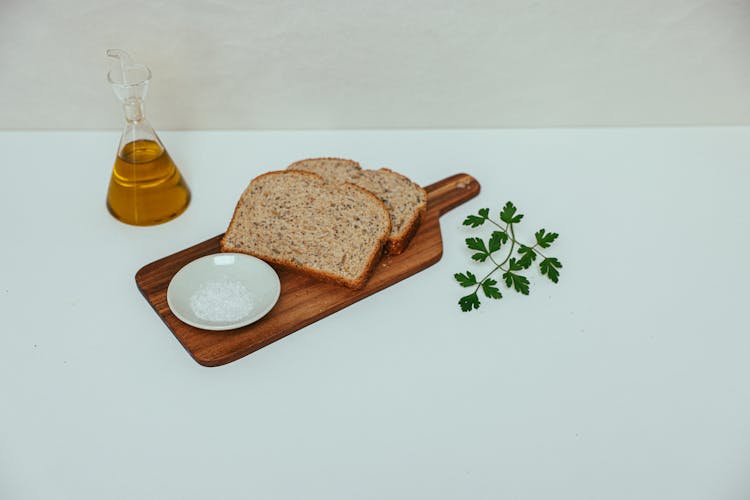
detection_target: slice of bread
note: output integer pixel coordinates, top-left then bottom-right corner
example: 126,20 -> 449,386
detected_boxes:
220,170 -> 391,289
288,158 -> 427,254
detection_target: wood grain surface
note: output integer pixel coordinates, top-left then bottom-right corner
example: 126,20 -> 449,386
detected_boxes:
136,173 -> 480,366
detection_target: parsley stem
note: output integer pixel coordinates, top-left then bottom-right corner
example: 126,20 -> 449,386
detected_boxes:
474,265 -> 501,294
485,217 -> 506,230
527,243 -> 550,261
496,223 -> 516,268
534,249 -> 550,260
500,226 -> 551,262
473,221 -> 514,294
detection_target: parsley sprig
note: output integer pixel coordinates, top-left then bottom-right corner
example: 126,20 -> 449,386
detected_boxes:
454,202 -> 562,312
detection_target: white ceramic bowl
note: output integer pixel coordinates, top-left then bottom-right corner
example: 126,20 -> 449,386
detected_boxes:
166,253 -> 281,331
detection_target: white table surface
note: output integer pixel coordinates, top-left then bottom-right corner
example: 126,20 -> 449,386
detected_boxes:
1,128 -> 749,499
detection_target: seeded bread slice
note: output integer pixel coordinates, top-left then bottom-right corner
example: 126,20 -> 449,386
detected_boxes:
288,158 -> 427,254
220,170 -> 391,289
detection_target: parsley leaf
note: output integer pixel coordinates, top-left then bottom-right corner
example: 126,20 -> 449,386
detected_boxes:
500,201 -> 524,224
459,292 -> 481,311
508,257 -> 524,272
488,230 -> 508,253
534,229 -> 559,248
481,279 -> 502,299
503,271 -> 530,295
539,257 -> 562,283
517,245 -> 537,269
466,237 -> 490,262
454,271 -> 478,287
463,208 -> 490,228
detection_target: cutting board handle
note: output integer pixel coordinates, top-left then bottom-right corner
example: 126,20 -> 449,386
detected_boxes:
425,173 -> 481,216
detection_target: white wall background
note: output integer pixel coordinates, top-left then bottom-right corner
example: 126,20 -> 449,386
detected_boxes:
1,0 -> 750,130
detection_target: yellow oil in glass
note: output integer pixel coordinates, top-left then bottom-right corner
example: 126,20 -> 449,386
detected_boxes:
106,139 -> 190,226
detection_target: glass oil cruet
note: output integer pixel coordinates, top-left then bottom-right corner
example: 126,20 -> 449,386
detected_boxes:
106,49 -> 190,226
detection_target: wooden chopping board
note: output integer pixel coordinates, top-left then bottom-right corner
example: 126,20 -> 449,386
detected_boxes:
136,173 -> 480,366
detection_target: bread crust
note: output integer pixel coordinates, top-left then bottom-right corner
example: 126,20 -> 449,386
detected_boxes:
288,157 -> 362,172
220,170 -> 391,290
376,167 -> 427,255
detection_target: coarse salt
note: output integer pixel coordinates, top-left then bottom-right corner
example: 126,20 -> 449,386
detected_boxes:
189,277 -> 254,322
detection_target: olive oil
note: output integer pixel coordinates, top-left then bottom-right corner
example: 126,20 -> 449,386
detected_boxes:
107,139 -> 190,226
105,50 -> 191,226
